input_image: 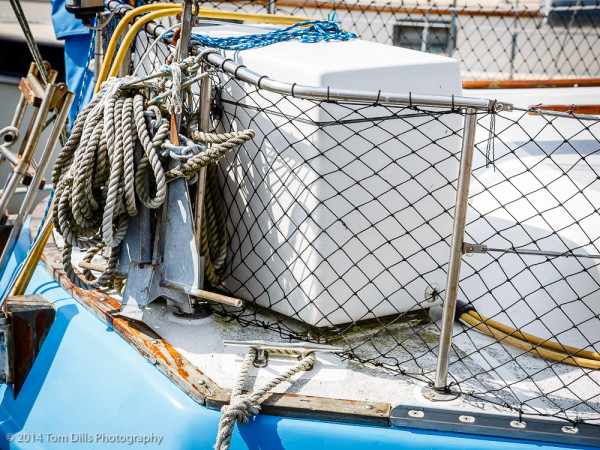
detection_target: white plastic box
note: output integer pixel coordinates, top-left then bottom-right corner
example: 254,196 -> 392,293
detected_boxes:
197,23 -> 463,326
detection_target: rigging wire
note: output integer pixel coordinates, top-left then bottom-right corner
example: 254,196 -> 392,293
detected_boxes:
8,0 -> 50,85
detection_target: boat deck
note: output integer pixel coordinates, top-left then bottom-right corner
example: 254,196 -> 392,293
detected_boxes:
42,85 -> 600,435
52,227 -> 600,427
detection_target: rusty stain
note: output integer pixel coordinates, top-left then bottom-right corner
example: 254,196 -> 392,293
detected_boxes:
19,77 -> 42,107
164,342 -> 190,379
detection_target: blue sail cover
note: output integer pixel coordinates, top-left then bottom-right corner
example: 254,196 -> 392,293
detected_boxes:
51,0 -> 93,124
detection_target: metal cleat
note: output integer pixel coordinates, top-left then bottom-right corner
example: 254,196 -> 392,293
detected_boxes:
224,340 -> 343,368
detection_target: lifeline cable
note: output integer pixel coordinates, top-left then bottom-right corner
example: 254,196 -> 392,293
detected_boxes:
8,0 -> 50,85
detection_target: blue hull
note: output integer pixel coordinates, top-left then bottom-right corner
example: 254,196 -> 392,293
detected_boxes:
0,225 -> 593,449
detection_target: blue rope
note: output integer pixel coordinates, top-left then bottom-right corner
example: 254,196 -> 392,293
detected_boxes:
176,18 -> 356,51
73,28 -> 96,119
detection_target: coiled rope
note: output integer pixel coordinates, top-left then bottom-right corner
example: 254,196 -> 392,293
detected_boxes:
52,53 -> 255,289
215,348 -> 316,450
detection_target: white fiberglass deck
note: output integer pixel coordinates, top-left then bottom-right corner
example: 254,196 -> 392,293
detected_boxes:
60,230 -> 600,426
139,297 -> 600,423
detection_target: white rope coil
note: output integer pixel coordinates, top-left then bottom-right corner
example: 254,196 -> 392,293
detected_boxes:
52,53 -> 255,290
52,78 -> 168,288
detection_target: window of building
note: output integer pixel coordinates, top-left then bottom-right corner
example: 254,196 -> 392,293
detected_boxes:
392,19 -> 453,54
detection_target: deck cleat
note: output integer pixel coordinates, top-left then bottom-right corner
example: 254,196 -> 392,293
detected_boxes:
223,340 -> 343,369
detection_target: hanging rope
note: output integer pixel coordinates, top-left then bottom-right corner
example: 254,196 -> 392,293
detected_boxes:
215,348 -> 316,450
182,130 -> 256,286
165,130 -> 254,181
52,52 -> 255,289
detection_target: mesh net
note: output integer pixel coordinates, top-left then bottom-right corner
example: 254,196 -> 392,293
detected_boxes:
107,3 -> 600,427
191,0 -> 600,81
206,72 -> 600,425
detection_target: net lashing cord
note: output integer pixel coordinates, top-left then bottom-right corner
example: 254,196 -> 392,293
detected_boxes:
215,348 -> 316,450
168,16 -> 357,51
51,53 -> 255,289
455,301 -> 600,369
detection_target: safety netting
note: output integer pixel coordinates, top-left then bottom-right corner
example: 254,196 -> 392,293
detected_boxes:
205,71 -> 600,425
189,0 -> 600,81
96,2 -> 600,427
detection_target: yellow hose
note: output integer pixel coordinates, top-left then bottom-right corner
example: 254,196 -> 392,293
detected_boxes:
459,311 -> 600,370
94,3 -> 182,93
105,8 -> 182,83
96,5 -> 315,91
10,221 -> 54,296
190,9 -> 313,26
465,309 -> 600,360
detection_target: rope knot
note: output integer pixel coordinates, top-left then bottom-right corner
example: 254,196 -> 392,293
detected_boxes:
221,394 -> 261,426
214,348 -> 318,449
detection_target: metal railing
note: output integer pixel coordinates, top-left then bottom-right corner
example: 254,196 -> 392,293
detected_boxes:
135,6 -> 510,395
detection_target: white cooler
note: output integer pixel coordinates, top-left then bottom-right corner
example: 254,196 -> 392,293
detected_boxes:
197,23 -> 463,326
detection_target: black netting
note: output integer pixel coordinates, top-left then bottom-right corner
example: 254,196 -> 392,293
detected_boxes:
212,76 -> 461,375
457,108 -> 600,421
116,5 -> 600,427
204,69 -> 600,425
190,0 -> 600,81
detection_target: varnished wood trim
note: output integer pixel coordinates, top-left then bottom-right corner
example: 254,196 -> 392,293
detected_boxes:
527,104 -> 600,115
463,78 -> 600,89
214,0 -> 542,18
